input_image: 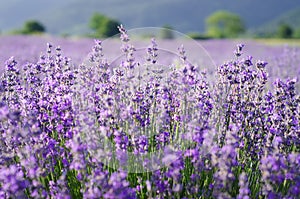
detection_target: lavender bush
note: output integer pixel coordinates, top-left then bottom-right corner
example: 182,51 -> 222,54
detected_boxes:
0,26 -> 299,198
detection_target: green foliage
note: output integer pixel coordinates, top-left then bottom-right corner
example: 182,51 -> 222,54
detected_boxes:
293,28 -> 300,38
10,20 -> 46,35
187,32 -> 211,40
89,12 -> 120,38
160,25 -> 174,39
67,170 -> 83,198
205,10 -> 245,38
277,23 -> 293,38
21,20 -> 46,34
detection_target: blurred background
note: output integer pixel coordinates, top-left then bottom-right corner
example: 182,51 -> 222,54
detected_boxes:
0,0 -> 300,40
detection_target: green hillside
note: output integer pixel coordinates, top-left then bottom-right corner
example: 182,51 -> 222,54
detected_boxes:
254,7 -> 300,37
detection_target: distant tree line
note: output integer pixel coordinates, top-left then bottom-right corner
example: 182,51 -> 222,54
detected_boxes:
276,23 -> 300,38
5,11 -> 300,39
89,12 -> 120,38
205,10 -> 245,38
11,20 -> 46,35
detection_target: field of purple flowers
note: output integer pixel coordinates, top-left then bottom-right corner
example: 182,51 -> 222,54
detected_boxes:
0,26 -> 299,198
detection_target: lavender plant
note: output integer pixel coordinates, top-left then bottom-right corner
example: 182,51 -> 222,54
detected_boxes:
0,26 -> 299,199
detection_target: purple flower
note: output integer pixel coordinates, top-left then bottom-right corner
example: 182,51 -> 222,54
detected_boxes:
0,165 -> 29,198
103,171 -> 136,199
237,172 -> 251,199
234,44 -> 245,57
256,60 -> 268,69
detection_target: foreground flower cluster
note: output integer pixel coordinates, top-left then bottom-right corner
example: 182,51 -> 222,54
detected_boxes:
0,26 -> 299,199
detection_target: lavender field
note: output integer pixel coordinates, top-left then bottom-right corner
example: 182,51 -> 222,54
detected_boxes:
0,26 -> 299,199
1,34 -> 299,89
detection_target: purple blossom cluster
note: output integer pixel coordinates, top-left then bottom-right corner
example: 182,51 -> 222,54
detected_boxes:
0,27 -> 299,198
